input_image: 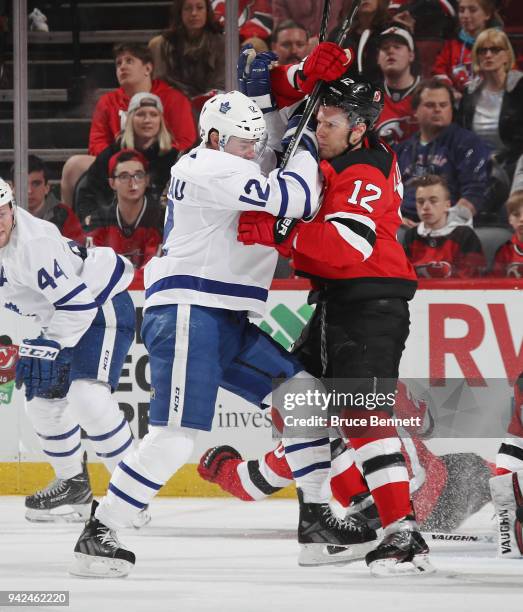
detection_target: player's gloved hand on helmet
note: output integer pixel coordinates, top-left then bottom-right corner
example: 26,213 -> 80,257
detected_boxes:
281,104 -> 319,160
297,42 -> 353,94
15,338 -> 73,401
238,211 -> 299,257
237,45 -> 278,112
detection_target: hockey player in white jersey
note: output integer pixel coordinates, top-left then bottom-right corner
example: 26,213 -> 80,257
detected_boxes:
71,80 -> 378,577
0,177 -> 140,523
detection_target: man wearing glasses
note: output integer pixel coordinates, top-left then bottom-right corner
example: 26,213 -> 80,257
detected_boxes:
83,149 -> 164,282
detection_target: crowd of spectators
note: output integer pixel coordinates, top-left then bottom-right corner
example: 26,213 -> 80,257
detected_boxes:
9,0 -> 523,281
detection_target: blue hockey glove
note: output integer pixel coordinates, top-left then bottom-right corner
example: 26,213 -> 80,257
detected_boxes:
281,104 -> 319,161
237,45 -> 278,113
15,338 -> 73,401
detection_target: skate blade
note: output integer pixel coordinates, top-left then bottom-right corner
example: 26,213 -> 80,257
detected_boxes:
25,504 -> 91,523
298,541 -> 377,567
69,552 -> 133,578
132,509 -> 152,530
369,554 -> 436,577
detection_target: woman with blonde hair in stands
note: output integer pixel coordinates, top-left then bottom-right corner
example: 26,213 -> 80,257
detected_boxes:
432,0 -> 500,96
75,92 -> 179,226
458,28 -> 523,219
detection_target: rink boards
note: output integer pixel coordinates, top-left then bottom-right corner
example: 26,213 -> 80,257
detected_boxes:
0,279 -> 522,495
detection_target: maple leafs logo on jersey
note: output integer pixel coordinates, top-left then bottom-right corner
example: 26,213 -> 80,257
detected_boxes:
219,101 -> 231,114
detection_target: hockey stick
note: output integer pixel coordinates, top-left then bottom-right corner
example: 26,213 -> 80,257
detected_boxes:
278,0 -> 361,172
318,0 -> 332,45
273,0 -> 362,244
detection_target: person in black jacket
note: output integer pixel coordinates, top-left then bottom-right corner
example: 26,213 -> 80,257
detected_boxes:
75,92 -> 179,225
457,28 -> 523,218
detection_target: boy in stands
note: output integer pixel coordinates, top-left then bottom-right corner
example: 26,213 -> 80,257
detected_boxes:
403,174 -> 486,278
491,191 -> 523,278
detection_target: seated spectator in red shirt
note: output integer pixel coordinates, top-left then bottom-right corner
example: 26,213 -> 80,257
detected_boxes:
60,42 -> 196,207
10,155 -> 85,244
492,190 -> 523,277
75,93 -> 178,225
432,0 -> 499,96
403,174 -> 486,278
83,150 -> 163,283
149,0 -> 225,100
375,26 -> 420,145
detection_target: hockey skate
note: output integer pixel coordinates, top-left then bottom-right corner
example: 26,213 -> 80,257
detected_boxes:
296,489 -> 377,566
365,516 -> 435,576
344,492 -> 382,531
489,472 -> 523,558
25,460 -> 92,522
70,500 -> 135,578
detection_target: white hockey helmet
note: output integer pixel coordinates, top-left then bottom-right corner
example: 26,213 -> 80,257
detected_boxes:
0,177 -> 14,207
199,90 -> 266,150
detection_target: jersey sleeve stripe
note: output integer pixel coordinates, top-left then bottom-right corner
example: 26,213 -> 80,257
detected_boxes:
325,211 -> 377,233
281,170 -> 311,218
330,220 -> 375,261
53,283 -> 89,307
95,255 -> 125,305
276,170 -> 289,217
55,301 -> 98,311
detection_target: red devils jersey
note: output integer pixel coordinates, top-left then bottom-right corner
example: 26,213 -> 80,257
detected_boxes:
291,138 -> 417,301
492,235 -> 523,278
404,225 -> 485,278
375,84 -> 419,145
85,200 -> 163,272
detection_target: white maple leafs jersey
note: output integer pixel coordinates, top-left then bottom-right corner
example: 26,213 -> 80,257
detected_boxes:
144,146 -> 322,316
0,208 -> 134,347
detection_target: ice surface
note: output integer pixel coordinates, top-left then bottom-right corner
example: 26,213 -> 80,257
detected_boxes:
0,497 -> 522,612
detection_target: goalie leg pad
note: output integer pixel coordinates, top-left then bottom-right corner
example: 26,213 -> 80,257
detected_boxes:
489,471 -> 523,558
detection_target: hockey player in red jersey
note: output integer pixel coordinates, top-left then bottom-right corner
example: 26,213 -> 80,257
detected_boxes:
237,76 -> 433,574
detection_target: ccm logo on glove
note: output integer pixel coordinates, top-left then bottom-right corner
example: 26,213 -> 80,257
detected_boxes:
19,342 -> 60,360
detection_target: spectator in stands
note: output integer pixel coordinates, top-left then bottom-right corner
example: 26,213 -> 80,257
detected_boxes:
388,0 -> 457,42
10,156 -> 84,244
75,93 -> 178,225
395,78 -> 490,223
272,0 -> 352,41
458,29 -> 523,217
271,20 -> 309,64
61,42 -> 196,208
375,26 -> 421,144
491,190 -> 523,277
403,174 -> 486,278
432,0 -> 500,96
83,150 -> 163,283
330,0 -> 392,85
148,0 -> 225,99
213,0 -> 273,44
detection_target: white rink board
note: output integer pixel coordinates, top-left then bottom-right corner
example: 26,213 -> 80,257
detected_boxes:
0,288 -> 521,463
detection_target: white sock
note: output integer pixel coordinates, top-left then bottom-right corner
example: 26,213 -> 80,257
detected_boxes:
96,425 -> 198,529
25,397 -> 82,480
68,379 -> 134,473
